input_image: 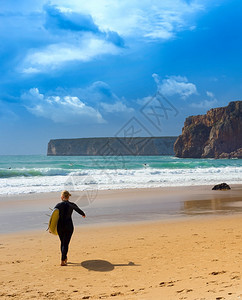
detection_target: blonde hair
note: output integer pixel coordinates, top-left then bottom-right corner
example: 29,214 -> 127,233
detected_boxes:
61,190 -> 71,199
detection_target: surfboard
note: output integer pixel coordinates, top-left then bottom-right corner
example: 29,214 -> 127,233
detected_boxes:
48,208 -> 59,235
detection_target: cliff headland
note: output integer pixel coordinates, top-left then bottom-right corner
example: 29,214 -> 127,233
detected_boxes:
174,101 -> 242,158
47,102 -> 241,158
47,137 -> 177,156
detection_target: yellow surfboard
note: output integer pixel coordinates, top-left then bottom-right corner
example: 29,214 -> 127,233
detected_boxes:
48,208 -> 59,235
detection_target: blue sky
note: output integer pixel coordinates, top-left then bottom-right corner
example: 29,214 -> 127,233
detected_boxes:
0,0 -> 242,154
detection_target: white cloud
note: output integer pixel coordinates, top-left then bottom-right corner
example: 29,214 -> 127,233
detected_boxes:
54,0 -> 204,40
100,101 -> 134,113
152,74 -> 198,99
22,38 -> 121,73
22,67 -> 40,74
191,90 -> 218,109
71,81 -> 134,114
21,81 -> 134,122
136,95 -> 152,106
190,99 -> 218,109
75,81 -> 119,104
18,0 -> 207,72
206,91 -> 214,98
21,88 -> 105,124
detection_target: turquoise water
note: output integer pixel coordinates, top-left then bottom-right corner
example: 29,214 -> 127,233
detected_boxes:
0,155 -> 241,194
0,155 -> 241,176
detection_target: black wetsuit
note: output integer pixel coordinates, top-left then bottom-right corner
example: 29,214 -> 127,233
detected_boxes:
55,201 -> 85,261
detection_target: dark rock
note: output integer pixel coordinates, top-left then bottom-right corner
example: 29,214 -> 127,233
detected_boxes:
212,183 -> 231,190
218,148 -> 242,159
174,101 -> 242,158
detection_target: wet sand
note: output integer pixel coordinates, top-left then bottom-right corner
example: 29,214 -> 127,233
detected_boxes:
0,185 -> 242,299
0,185 -> 242,233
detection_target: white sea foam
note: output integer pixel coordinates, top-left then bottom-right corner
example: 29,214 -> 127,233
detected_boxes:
0,166 -> 241,195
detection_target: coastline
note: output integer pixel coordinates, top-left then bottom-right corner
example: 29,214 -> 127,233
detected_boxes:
1,184 -> 242,234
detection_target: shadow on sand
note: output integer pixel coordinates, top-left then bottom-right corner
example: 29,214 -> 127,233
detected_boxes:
68,260 -> 139,272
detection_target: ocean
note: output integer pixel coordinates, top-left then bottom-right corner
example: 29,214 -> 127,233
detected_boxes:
0,155 -> 241,195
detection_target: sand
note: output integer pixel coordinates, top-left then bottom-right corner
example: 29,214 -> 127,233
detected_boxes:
0,186 -> 242,299
1,184 -> 242,233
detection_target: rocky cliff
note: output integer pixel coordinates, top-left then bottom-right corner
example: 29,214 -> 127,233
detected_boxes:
174,101 -> 242,158
47,137 -> 177,156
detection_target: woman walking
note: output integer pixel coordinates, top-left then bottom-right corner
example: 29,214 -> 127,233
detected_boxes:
55,190 -> 86,266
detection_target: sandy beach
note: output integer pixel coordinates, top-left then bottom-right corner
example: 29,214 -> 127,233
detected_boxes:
0,186 -> 242,299
2,0 -> 242,299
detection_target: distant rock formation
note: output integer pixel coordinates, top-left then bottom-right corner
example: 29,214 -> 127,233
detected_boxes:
47,137 -> 177,156
174,101 -> 242,158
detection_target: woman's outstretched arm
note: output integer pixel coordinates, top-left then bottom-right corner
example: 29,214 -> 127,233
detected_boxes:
72,203 -> 86,217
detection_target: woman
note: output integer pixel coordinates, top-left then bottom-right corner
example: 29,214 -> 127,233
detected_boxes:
55,190 -> 86,266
